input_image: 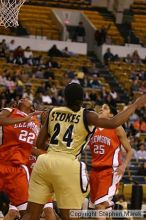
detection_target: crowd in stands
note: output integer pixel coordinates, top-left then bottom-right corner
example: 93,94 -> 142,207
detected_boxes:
104,48 -> 146,96
0,38 -> 146,177
103,47 -> 146,65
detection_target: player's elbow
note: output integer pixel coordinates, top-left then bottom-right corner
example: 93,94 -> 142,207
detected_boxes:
104,119 -> 120,129
36,138 -> 42,149
94,118 -> 119,129
127,148 -> 132,158
109,118 -> 123,129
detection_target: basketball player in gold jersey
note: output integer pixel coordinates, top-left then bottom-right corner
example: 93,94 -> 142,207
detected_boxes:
22,83 -> 146,220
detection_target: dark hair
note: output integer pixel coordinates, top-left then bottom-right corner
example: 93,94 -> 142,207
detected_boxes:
109,105 -> 117,115
64,83 -> 84,110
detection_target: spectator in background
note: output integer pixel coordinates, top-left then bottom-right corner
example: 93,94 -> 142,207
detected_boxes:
70,74 -> 80,84
13,46 -> 24,65
24,46 -> 33,65
141,71 -> 146,81
23,83 -> 34,101
0,42 -> 6,57
95,24 -> 111,46
110,88 -> 118,100
129,112 -> 139,126
89,74 -> 102,89
131,79 -> 140,92
89,74 -> 102,90
1,39 -> 7,48
109,88 -> 118,107
131,50 -> 142,64
33,92 -> 43,107
88,63 -> 99,76
137,142 -> 146,160
75,21 -> 86,42
131,147 -> 138,161
48,44 -> 63,57
103,48 -> 114,64
75,67 -> 85,86
82,75 -> 90,88
7,39 -> 16,52
124,54 -> 132,64
137,162 -> 146,176
133,117 -> 146,132
34,67 -> 44,79
46,57 -> 60,68
42,91 -> 52,105
62,47 -> 76,57
43,68 -> 55,80
139,81 -> 146,93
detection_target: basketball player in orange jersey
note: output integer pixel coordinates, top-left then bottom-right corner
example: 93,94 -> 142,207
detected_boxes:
0,98 -> 41,220
89,104 -> 132,220
21,83 -> 146,220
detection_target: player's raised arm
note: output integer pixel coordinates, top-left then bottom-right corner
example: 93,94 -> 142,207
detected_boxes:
0,109 -> 41,126
87,94 -> 146,128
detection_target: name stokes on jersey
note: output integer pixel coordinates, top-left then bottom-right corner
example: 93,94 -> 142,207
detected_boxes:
51,111 -> 81,124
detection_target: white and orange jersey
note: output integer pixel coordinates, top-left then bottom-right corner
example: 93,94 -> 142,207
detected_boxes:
0,108 -> 40,165
89,128 -> 122,169
27,154 -> 37,174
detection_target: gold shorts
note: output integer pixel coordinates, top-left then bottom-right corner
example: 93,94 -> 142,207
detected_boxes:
28,151 -> 89,209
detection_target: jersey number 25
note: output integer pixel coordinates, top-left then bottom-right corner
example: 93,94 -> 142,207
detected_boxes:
94,145 -> 105,154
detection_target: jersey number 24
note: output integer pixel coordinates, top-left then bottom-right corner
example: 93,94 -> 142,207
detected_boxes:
50,123 -> 74,148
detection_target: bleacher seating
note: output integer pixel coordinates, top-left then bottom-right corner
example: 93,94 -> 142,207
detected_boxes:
0,27 -> 14,36
109,61 -> 146,96
83,10 -> 124,45
131,0 -> 146,46
19,5 -> 61,40
132,14 -> 146,46
29,0 -> 92,10
0,54 -> 95,94
131,0 -> 146,13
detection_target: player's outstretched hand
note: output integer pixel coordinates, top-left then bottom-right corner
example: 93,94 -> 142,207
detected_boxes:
134,94 -> 146,109
115,164 -> 126,177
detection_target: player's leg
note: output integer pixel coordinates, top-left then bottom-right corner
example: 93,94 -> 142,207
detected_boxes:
90,169 -> 114,220
22,154 -> 54,220
43,207 -> 56,220
4,166 -> 29,220
54,160 -> 89,220
4,208 -> 20,220
42,202 -> 57,220
21,202 -> 44,220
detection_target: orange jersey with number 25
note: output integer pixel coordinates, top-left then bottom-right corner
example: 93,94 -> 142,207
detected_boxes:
89,128 -> 122,169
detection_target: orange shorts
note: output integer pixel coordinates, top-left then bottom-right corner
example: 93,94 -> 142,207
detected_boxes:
89,168 -> 121,205
0,164 -> 29,208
